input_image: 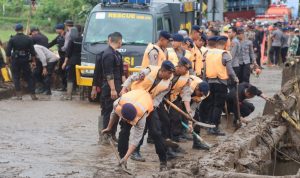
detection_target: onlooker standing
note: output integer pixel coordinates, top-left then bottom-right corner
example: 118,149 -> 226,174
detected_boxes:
228,27 -> 240,88
30,27 -> 49,47
253,24 -> 264,68
237,28 -> 257,83
33,44 -> 59,95
281,28 -> 289,64
48,23 -> 67,91
62,25 -> 82,100
269,24 -> 283,66
288,28 -> 299,56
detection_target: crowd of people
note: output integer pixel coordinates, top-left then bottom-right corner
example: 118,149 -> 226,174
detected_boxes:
93,19 -> 282,171
0,20 -> 83,100
0,18 -> 294,171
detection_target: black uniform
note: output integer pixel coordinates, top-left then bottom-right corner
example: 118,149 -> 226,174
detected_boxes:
101,46 -> 123,135
226,83 -> 262,123
6,33 -> 36,94
65,35 -> 82,82
48,33 -> 67,89
32,33 -> 49,48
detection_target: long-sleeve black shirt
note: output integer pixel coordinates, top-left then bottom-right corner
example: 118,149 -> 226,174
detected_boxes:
102,46 -> 123,81
31,33 -> 49,48
226,82 -> 262,120
66,36 -> 82,65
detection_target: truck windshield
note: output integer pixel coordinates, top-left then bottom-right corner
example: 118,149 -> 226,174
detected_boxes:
85,12 -> 153,45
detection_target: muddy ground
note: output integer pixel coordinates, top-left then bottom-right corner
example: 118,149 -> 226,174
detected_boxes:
0,67 -> 282,178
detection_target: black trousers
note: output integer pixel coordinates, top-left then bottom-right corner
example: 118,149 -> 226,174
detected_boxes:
11,58 -> 35,94
256,46 -> 262,66
202,83 -> 228,127
228,67 -> 240,89
33,60 -> 57,92
281,47 -> 288,64
118,110 -> 167,162
169,99 -> 184,139
66,64 -> 76,82
100,80 -> 122,134
227,100 -> 255,122
238,63 -> 251,83
269,46 -> 281,65
57,52 -> 67,88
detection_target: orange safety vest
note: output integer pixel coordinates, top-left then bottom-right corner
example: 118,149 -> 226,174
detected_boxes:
141,43 -> 166,68
190,45 -> 203,76
170,72 -> 190,102
130,66 -> 171,98
205,49 -> 229,80
189,75 -> 202,103
200,46 -> 208,55
166,48 -> 192,66
115,90 -> 154,126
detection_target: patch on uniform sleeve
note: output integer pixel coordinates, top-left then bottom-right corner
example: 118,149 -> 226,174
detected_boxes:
154,54 -> 158,60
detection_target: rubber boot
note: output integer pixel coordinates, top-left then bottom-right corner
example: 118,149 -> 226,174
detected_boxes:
30,94 -> 38,100
159,161 -> 167,171
166,147 -> 178,160
207,126 -> 226,136
62,82 -> 73,100
130,150 -> 146,162
192,135 -> 210,150
14,91 -> 22,100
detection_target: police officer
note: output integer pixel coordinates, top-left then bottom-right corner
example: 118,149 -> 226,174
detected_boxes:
189,75 -> 210,150
61,20 -> 74,52
200,36 -> 238,136
48,23 -> 67,91
6,23 -> 37,100
167,34 -> 192,66
102,89 -> 168,171
100,32 -> 126,143
189,25 -> 204,76
121,60 -> 175,161
237,28 -> 257,83
270,23 -> 283,66
33,44 -> 59,95
141,31 -> 171,68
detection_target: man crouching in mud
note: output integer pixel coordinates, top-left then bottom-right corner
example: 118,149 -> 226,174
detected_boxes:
102,89 -> 168,171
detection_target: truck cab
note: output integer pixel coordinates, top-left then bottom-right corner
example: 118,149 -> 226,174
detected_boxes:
80,0 -> 197,76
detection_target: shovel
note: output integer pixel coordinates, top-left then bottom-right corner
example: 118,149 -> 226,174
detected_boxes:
164,98 -> 215,128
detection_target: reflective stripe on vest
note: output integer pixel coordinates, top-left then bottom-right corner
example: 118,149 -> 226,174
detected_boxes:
141,43 -> 166,68
205,49 -> 229,80
170,73 -> 190,102
131,66 -> 171,98
167,48 -> 191,66
115,90 -> 154,126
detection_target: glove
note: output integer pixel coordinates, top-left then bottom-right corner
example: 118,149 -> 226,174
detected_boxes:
234,77 -> 239,83
119,158 -> 127,169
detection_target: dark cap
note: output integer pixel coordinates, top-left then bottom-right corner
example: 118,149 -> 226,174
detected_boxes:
217,36 -> 228,42
192,25 -> 201,32
30,27 -> 39,33
198,81 -> 210,96
121,103 -> 137,121
172,33 -> 184,42
55,23 -> 65,30
159,31 -> 171,40
178,57 -> 192,69
237,28 -> 244,34
161,60 -> 175,72
64,20 -> 74,26
207,36 -> 219,42
282,27 -> 289,32
183,37 -> 194,48
15,23 -> 23,31
200,33 -> 207,41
